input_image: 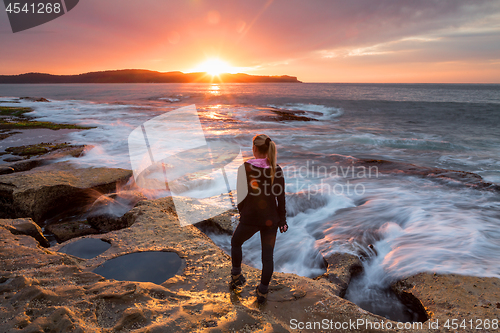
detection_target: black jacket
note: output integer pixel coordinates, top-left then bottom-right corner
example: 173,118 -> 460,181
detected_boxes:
237,162 -> 286,227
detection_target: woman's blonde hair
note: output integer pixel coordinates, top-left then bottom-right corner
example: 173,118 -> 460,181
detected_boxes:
253,134 -> 277,183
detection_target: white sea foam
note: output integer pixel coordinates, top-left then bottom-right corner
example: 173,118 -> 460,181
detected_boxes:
320,176 -> 500,281
2,98 -> 176,168
344,133 -> 461,151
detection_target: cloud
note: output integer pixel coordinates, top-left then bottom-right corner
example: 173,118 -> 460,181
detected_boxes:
0,0 -> 499,82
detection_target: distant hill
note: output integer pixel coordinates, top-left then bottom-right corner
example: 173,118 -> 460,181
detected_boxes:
0,69 -> 301,83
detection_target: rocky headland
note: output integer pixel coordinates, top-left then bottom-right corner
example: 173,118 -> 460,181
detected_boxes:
0,70 -> 301,84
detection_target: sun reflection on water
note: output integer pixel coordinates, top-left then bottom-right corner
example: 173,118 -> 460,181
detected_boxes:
209,84 -> 221,95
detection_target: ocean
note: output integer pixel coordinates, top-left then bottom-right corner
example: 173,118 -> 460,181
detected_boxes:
1,83 -> 499,320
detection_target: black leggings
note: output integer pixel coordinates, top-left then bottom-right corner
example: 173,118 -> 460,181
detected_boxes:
231,223 -> 278,286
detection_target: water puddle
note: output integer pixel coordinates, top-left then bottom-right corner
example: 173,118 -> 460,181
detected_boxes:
58,238 -> 111,259
92,251 -> 183,284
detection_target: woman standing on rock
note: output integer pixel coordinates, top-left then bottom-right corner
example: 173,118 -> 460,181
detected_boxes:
230,134 -> 288,304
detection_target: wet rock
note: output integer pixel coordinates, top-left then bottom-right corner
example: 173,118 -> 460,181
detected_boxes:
0,165 -> 15,174
3,156 -> 25,162
0,130 -> 21,140
0,145 -> 89,175
255,108 -> 317,122
87,213 -> 134,233
286,192 -> 329,217
0,217 -> 49,247
392,272 -> 500,331
20,97 -> 50,102
0,161 -> 132,222
269,109 -> 317,121
315,252 -> 363,296
45,221 -> 100,243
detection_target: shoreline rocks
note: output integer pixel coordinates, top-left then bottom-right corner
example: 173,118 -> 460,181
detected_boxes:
315,253 -> 363,297
392,272 -> 500,332
0,197 -> 397,332
0,145 -> 89,175
1,157 -> 499,331
1,194 -> 499,331
0,218 -> 49,247
0,161 -> 132,223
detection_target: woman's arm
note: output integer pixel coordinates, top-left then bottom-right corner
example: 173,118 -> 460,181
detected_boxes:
276,166 -> 287,228
236,163 -> 250,212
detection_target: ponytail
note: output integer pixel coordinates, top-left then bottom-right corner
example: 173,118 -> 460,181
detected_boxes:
267,141 -> 276,184
252,134 -> 277,183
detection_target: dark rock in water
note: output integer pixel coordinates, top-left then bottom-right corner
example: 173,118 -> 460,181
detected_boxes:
0,166 -> 14,174
315,252 -> 363,297
3,156 -> 25,162
92,251 -> 183,284
4,142 -> 80,158
46,221 -> 100,243
0,131 -> 21,141
358,244 -> 378,259
20,97 -> 50,102
87,213 -> 134,233
0,218 -> 49,247
285,192 -> 329,217
253,107 -> 317,122
58,238 -> 111,259
0,145 -> 88,175
269,109 -> 317,121
0,161 -> 132,222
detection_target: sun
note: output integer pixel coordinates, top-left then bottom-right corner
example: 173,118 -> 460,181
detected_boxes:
194,59 -> 236,76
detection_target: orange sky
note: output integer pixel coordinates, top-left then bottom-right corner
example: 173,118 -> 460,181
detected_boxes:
1,0 -> 499,83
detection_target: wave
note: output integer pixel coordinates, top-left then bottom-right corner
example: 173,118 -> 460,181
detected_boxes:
343,133 -> 463,151
0,97 -> 168,168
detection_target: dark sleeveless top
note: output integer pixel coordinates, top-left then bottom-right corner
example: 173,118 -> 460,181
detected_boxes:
237,162 -> 286,228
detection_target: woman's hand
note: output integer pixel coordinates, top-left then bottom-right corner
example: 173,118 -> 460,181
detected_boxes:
279,223 -> 288,233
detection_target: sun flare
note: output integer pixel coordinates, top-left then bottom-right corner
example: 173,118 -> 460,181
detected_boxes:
194,59 -> 236,76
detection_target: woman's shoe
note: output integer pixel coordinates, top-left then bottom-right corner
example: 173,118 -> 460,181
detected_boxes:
255,286 -> 268,304
229,273 -> 246,289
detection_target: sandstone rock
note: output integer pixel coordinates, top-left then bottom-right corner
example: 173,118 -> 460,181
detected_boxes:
392,272 -> 500,332
0,161 -> 132,223
0,145 -> 89,175
315,252 -> 363,296
87,213 -> 134,233
0,165 -> 15,175
194,209 -> 238,235
45,220 -> 100,243
0,217 -> 49,247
